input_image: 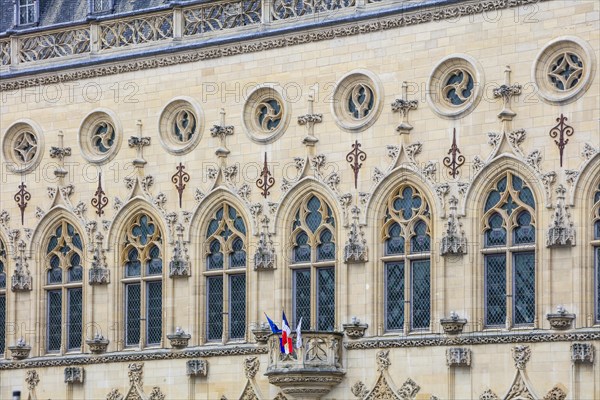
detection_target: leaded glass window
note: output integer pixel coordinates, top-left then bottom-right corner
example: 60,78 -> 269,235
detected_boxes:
18,0 -> 37,25
90,0 -> 112,13
482,172 -> 536,328
44,221 -> 84,352
592,184 -> 600,322
290,194 -> 336,330
203,204 -> 247,341
381,185 -> 432,332
1,239 -> 7,357
121,213 -> 163,347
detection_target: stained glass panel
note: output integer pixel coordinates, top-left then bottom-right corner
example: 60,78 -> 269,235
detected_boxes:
411,260 -> 430,330
206,276 -> 223,341
595,220 -> 600,240
68,256 -> 83,283
293,232 -> 311,263
485,190 -> 500,212
317,268 -> 335,331
385,262 -> 404,331
207,240 -> 224,270
230,238 -> 246,268
146,245 -> 162,275
67,288 -> 82,349
125,283 -> 141,346
519,187 -> 535,209
410,220 -> 430,253
485,255 -> 506,326
47,255 -> 62,284
125,248 -> 141,277
393,187 -> 421,220
229,274 -> 246,339
385,222 -> 405,255
132,215 -> 155,245
513,252 -> 535,325
146,281 -> 162,345
47,290 -> 62,351
485,213 -> 506,247
293,269 -> 311,329
514,211 -> 535,245
317,229 -> 335,261
306,196 -> 322,232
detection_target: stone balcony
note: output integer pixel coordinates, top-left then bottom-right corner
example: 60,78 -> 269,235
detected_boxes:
265,331 -> 345,400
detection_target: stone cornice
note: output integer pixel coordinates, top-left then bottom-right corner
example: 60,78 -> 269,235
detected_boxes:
0,344 -> 267,370
0,0 -> 549,92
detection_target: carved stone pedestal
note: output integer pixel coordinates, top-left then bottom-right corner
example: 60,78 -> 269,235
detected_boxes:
86,336 -> 109,354
265,332 -> 345,400
8,344 -> 31,360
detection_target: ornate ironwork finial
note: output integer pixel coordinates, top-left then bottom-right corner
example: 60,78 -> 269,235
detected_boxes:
443,128 -> 465,179
391,81 -> 418,134
210,108 -> 235,158
256,153 -> 275,198
91,172 -> 109,216
298,94 -> 323,146
128,120 -> 151,167
14,182 -> 31,225
549,114 -> 574,167
171,163 -> 190,208
346,140 -> 367,189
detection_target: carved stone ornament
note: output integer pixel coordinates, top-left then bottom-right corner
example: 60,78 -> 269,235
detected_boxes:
187,359 -> 208,377
546,305 -> 575,330
479,389 -> 500,400
11,240 -> 32,292
440,196 -> 467,256
149,387 -> 166,400
89,231 -> 110,285
446,348 -> 471,367
210,108 -> 234,157
440,311 -> 467,335
546,184 -> 575,247
86,333 -> 110,354
167,327 -> 191,349
571,343 -> 594,364
26,369 -> 40,391
344,206 -> 368,263
254,216 -> 276,270
342,317 -> 368,339
391,81 -> 419,134
8,338 -> 31,360
543,385 -> 567,400
169,224 -> 191,278
64,366 -> 84,384
251,323 -> 272,344
128,120 -> 151,167
244,356 -> 260,379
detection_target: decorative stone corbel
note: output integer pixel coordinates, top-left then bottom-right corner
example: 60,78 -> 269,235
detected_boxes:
342,317 -> 368,339
8,337 -> 31,360
440,196 -> 467,256
254,215 -> 276,270
546,305 -> 575,330
167,327 -> 191,349
187,359 -> 208,377
86,333 -> 109,354
11,239 -> 32,292
169,224 -> 190,278
440,311 -> 467,334
547,184 -> 575,247
344,206 -> 368,263
251,322 -> 272,344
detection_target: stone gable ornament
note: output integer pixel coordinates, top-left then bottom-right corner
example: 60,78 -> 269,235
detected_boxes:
546,184 -> 575,247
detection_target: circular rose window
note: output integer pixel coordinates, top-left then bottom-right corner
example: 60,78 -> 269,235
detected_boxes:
331,70 -> 383,132
78,109 -> 122,164
242,86 -> 290,144
2,120 -> 45,173
158,97 -> 204,154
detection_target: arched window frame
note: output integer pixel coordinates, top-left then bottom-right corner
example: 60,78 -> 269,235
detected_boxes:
120,213 -> 163,348
202,203 -> 248,343
481,172 -> 537,329
380,184 -> 432,334
43,220 -> 84,353
592,183 -> 600,324
0,238 -> 7,357
289,193 -> 337,331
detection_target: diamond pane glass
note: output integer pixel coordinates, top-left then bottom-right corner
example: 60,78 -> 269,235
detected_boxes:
47,290 -> 62,351
0,271 -> 4,290
229,274 -> 246,339
485,190 -> 501,212
293,269 -> 311,329
125,283 -> 141,346
519,186 -> 535,209
132,215 -> 155,245
207,240 -> 223,270
0,295 -> 6,354
501,195 -> 519,215
230,238 -> 246,268
595,220 -> 600,240
293,232 -> 311,263
317,268 -> 335,331
229,206 -> 247,235
206,276 -> 223,341
147,281 -> 162,345
306,196 -> 322,232
317,229 -> 335,261
595,187 -> 600,204
385,223 -> 405,255
125,248 -> 141,277
67,288 -> 82,349
68,258 -> 83,283
513,252 -> 535,325
394,187 -> 422,220
596,247 -> 600,322
0,241 -> 5,290
514,211 -> 535,245
485,254 -> 506,326
385,262 -> 404,331
411,260 -> 430,330
410,220 -> 430,253
146,245 -> 162,275
485,213 -> 506,247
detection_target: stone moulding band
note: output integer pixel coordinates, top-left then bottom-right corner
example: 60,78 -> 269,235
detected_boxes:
0,0 -> 549,92
0,345 -> 267,370
344,330 -> 600,350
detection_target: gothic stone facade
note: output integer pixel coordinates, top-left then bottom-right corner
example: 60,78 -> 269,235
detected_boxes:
0,0 -> 599,399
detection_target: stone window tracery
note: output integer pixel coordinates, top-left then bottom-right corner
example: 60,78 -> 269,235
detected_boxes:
548,52 -> 583,91
78,110 -> 121,164
380,185 -> 432,332
0,239 -> 6,357
121,213 -> 163,347
2,121 -> 44,174
482,172 -> 536,328
290,194 -> 336,331
331,70 -> 383,132
593,183 -> 600,323
243,86 -> 290,144
203,204 -> 247,342
158,98 -> 203,154
44,221 -> 84,352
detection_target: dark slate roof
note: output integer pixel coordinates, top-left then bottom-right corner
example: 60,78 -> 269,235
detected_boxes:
0,0 -> 193,36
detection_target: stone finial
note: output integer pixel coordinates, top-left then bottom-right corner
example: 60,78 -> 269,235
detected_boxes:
254,216 -> 276,270
169,224 -> 190,277
298,94 -> 322,146
344,206 -> 368,263
440,196 -> 467,256
547,184 -> 575,247
128,120 -> 151,167
391,81 -> 419,134
11,239 -> 32,292
210,108 -> 234,158
493,65 -> 522,121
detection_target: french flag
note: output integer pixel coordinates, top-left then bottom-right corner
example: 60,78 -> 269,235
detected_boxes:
281,311 -> 293,354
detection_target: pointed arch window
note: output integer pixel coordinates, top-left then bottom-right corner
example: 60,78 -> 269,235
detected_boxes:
381,185 -> 432,332
121,213 -> 163,347
44,221 -> 84,352
592,183 -> 600,323
290,194 -> 336,331
482,173 -> 536,328
203,204 -> 247,342
0,238 -> 6,357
